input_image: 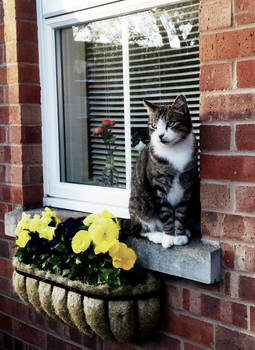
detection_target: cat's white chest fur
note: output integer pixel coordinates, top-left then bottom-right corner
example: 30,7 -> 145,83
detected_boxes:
152,132 -> 194,172
167,175 -> 183,207
153,132 -> 194,207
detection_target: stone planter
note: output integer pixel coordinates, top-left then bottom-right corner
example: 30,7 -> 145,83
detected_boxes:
13,257 -> 162,343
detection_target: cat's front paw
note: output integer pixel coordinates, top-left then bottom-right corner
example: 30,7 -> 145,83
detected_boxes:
173,235 -> 189,246
162,234 -> 174,248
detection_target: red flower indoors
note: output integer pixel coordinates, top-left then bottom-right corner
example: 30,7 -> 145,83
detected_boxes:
93,126 -> 104,135
102,120 -> 111,126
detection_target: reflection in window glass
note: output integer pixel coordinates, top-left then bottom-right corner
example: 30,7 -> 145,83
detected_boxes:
57,0 -> 199,188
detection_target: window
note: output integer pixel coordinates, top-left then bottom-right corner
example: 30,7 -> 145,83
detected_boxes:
38,0 -> 200,217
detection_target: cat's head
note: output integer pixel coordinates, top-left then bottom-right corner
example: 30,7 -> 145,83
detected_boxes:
143,95 -> 192,146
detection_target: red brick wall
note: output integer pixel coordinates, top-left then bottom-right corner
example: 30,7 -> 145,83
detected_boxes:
1,0 -> 255,349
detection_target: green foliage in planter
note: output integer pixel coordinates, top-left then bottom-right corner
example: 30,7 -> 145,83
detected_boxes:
14,208 -> 145,289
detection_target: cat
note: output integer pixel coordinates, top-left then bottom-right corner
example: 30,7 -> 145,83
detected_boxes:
131,127 -> 150,152
129,95 -> 200,249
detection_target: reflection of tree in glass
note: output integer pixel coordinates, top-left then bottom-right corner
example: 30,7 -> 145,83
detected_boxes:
72,18 -> 122,45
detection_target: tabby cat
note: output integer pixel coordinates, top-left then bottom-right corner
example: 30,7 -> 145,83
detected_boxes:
129,95 -> 200,248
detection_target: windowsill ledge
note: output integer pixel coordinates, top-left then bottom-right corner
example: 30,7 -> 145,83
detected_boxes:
5,207 -> 221,285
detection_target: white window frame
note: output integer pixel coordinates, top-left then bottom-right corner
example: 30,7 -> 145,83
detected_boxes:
36,0 -> 189,218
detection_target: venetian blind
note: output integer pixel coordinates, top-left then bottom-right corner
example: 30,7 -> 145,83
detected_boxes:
60,0 -> 200,188
86,0 -> 200,187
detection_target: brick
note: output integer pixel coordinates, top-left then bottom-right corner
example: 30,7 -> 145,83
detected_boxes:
222,214 -> 255,243
200,94 -> 255,121
184,344 -> 205,350
23,184 -> 43,204
200,63 -> 232,91
22,144 -> 42,164
6,42 -> 38,64
0,145 -> 10,162
165,310 -> 213,347
10,145 -> 22,164
250,306 -> 255,332
200,28 -> 255,62
21,104 -> 41,124
16,21 -> 38,42
200,125 -> 231,151
0,238 -> 10,258
0,126 -> 6,143
236,186 -> 255,213
223,243 -> 235,269
200,155 -> 255,182
7,85 -> 41,104
10,185 -> 23,203
0,257 -> 13,278
0,184 -> 11,202
236,245 -> 255,273
14,320 -> 46,348
0,165 -> 6,182
237,60 -> 255,88
235,0 -> 255,25
0,86 -> 4,104
166,284 -> 180,309
183,290 -> 247,329
0,203 -> 9,220
200,183 -> 230,210
0,106 -> 10,123
0,313 -> 12,333
225,272 -> 239,299
23,166 -> 43,185
0,276 -> 12,296
18,64 -> 39,84
182,289 -> 201,315
239,276 -> 255,303
138,334 -> 181,350
216,325 -> 255,350
201,210 -> 223,239
236,124 -> 255,150
15,0 -> 37,21
199,0 -> 232,31
9,125 -> 41,144
7,165 -> 23,184
0,65 -> 7,83
0,295 -> 28,321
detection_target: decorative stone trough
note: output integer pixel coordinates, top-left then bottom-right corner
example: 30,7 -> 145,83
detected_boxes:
13,257 -> 162,343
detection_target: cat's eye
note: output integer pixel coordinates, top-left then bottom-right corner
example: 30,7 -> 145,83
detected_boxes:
149,122 -> 157,130
167,121 -> 176,128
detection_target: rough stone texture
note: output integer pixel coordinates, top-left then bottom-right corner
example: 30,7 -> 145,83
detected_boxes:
127,237 -> 221,284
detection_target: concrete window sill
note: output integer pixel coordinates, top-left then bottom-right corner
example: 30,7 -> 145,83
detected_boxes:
5,207 -> 221,285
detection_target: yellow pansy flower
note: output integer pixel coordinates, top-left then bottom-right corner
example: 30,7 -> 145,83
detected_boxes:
15,213 -> 31,236
83,213 -> 102,226
42,207 -> 61,225
16,230 -> 31,248
39,226 -> 55,241
110,242 -> 136,271
94,239 -> 119,255
101,210 -> 116,219
72,230 -> 91,254
88,218 -> 119,245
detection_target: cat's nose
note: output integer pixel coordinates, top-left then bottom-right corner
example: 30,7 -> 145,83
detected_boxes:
159,134 -> 164,141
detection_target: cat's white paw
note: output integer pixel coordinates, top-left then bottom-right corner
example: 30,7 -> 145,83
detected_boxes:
140,231 -> 163,244
162,234 -> 174,248
173,235 -> 189,246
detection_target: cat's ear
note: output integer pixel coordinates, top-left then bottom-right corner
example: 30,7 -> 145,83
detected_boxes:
144,100 -> 158,114
172,95 -> 189,115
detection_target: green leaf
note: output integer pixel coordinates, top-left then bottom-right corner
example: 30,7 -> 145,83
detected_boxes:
62,269 -> 70,277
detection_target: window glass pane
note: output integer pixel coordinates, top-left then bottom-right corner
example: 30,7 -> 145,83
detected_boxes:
128,0 -> 200,165
58,19 -> 125,188
57,0 -> 199,188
